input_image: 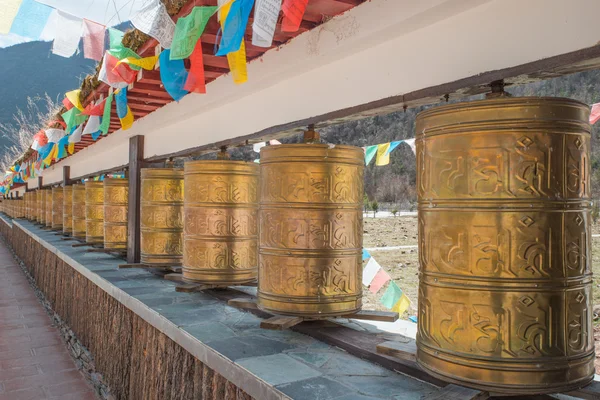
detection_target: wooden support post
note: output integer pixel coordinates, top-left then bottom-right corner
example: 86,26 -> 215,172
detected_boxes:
62,166 -> 71,186
38,176 -> 43,189
127,135 -> 144,264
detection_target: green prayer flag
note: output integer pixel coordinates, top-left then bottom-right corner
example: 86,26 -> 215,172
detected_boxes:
107,27 -> 142,70
170,6 -> 217,60
380,281 -> 402,309
99,94 -> 114,136
62,108 -> 88,134
365,145 -> 378,165
108,28 -> 124,49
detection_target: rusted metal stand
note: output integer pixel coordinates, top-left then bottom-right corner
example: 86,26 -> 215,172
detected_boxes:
228,298 -> 398,330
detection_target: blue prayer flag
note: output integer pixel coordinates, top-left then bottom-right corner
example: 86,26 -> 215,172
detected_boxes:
10,0 -> 53,40
216,0 -> 255,56
385,141 -> 403,156
159,50 -> 189,101
362,249 -> 371,260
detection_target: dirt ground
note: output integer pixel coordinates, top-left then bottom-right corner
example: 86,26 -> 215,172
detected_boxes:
362,216 -> 600,373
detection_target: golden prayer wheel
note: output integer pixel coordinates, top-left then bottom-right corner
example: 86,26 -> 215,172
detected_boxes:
63,186 -> 73,235
140,168 -> 184,266
183,161 -> 259,285
85,181 -> 104,244
51,187 -> 63,230
72,184 -> 86,239
257,144 -> 364,317
35,190 -> 41,223
415,97 -> 595,393
44,188 -> 52,227
39,189 -> 48,225
104,178 -> 128,249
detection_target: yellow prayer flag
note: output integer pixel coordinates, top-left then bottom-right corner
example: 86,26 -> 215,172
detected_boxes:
376,143 -> 391,166
43,145 -> 56,166
219,0 -> 248,85
0,0 -> 22,34
392,293 -> 411,316
66,89 -> 84,111
120,106 -> 134,130
68,142 -> 75,155
117,56 -> 159,71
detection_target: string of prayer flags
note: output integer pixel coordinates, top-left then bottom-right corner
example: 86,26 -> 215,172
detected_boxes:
362,249 -> 371,261
115,88 -> 134,130
117,55 -> 159,71
170,6 -> 217,60
362,257 -> 381,286
0,0 -> 22,34
99,93 -> 114,136
218,0 -> 248,84
281,0 -> 308,32
131,0 -> 176,49
65,90 -> 84,112
252,0 -> 282,47
590,102 -> 600,124
9,0 -> 52,39
159,50 -> 189,101
386,141 -> 402,156
184,41 -> 207,93
82,19 -> 105,61
216,0 -> 255,56
364,145 -> 377,166
375,143 -> 391,166
44,128 -> 66,144
51,10 -> 83,58
368,268 -> 391,294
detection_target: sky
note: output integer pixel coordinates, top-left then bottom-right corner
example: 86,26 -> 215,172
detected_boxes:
0,0 -> 150,48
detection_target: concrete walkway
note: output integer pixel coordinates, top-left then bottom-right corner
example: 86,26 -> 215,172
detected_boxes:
0,241 -> 94,399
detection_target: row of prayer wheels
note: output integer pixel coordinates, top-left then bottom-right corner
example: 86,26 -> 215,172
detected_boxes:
3,96 -> 594,394
0,198 -> 24,218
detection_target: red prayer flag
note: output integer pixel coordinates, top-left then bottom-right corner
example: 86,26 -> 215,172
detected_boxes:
83,19 -> 106,62
590,103 -> 600,125
104,52 -> 137,85
281,0 -> 309,32
184,40 -> 206,94
82,100 -> 106,116
368,268 -> 391,294
62,97 -> 74,110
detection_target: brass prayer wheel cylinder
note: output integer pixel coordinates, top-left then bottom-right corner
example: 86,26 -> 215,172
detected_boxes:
257,144 -> 364,317
63,186 -> 73,235
44,188 -> 52,227
104,178 -> 128,249
72,184 -> 86,239
183,161 -> 259,285
35,190 -> 41,222
39,189 -> 48,225
51,187 -> 63,230
415,97 -> 595,394
85,181 -> 104,244
140,168 -> 184,266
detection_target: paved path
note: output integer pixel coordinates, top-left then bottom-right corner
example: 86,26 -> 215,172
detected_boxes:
0,241 -> 94,399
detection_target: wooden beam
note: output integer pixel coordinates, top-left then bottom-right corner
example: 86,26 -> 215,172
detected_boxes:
62,166 -> 71,187
127,135 -> 144,264
38,176 -> 43,189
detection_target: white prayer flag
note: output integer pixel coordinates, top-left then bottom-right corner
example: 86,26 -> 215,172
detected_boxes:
51,10 -> 83,57
82,115 -> 101,136
131,0 -> 175,49
253,142 -> 266,153
39,8 -> 57,41
269,139 -> 281,145
404,138 -> 416,155
252,0 -> 282,48
362,257 -> 381,286
69,124 -> 83,143
45,128 -> 66,143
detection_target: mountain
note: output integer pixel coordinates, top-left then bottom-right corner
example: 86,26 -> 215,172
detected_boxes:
0,40 -> 96,149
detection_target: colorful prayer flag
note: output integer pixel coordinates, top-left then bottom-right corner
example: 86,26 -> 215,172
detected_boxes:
184,40 -> 207,93
218,0 -> 248,84
82,19 -> 105,61
386,141 -> 402,156
61,109 -> 87,134
117,55 -> 158,70
99,93 -> 114,135
0,0 -> 23,34
99,51 -> 136,88
170,6 -> 217,60
9,0 -> 52,39
281,0 -> 308,32
376,143 -> 391,166
51,11 -> 83,58
380,281 -> 402,309
252,0 -> 282,47
65,89 -> 84,111
115,88 -> 134,130
368,268 -> 391,294
590,103 -> 600,124
216,0 -> 255,56
131,0 -> 176,49
69,124 -> 83,143
159,49 -> 189,101
404,138 -> 416,155
82,99 -> 105,116
82,115 -> 101,137
364,145 -> 377,165
253,142 -> 266,152
392,293 -> 411,315
362,257 -> 381,286
362,249 -> 371,260
44,128 -> 66,144
107,28 -> 141,64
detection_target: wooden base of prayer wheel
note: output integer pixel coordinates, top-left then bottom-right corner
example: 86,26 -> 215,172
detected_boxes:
140,168 -> 184,266
63,186 -> 73,235
51,187 -> 63,230
72,184 -> 86,239
183,161 -> 259,285
257,144 -> 364,317
104,178 -> 128,249
415,97 -> 595,394
85,182 -> 104,244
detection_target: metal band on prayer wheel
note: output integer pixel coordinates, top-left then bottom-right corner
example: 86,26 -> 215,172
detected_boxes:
72,184 -> 86,239
85,181 -> 104,244
415,97 -> 595,393
183,161 -> 259,285
63,186 -> 73,235
44,189 -> 52,227
257,144 -> 364,317
51,187 -> 63,229
141,168 -> 184,266
104,178 -> 128,249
